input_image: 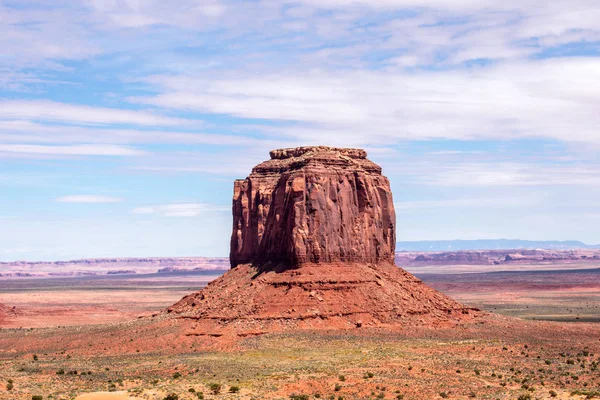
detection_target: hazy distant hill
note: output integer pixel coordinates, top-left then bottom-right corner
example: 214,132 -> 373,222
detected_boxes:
397,239 -> 599,252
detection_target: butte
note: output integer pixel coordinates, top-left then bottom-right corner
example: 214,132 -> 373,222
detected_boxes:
168,146 -> 478,336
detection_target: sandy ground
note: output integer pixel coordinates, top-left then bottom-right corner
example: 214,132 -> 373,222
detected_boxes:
76,391 -> 140,400
0,272 -> 222,328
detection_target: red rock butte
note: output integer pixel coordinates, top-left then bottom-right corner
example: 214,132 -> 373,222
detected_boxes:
169,146 -> 478,336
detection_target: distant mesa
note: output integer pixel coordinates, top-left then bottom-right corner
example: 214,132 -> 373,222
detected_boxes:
397,239 -> 600,252
168,146 -> 478,336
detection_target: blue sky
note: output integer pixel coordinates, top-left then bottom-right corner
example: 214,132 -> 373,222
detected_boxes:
1,0 -> 600,261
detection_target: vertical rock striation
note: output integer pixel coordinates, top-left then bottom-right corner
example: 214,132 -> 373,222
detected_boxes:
230,146 -> 396,268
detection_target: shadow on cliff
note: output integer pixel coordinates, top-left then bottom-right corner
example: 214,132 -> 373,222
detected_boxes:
250,261 -> 302,279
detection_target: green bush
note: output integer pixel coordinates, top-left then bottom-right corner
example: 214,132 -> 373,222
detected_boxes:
172,372 -> 182,379
229,386 -> 240,393
163,394 -> 178,400
334,384 -> 341,391
209,383 -> 222,395
6,382 -> 14,391
289,395 -> 309,400
517,394 -> 531,400
338,375 -> 346,381
32,396 -> 43,400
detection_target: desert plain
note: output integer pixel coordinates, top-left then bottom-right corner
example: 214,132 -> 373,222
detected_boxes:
0,256 -> 599,400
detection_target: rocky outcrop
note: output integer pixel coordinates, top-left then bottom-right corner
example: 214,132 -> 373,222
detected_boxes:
230,146 -> 396,268
169,146 -> 478,336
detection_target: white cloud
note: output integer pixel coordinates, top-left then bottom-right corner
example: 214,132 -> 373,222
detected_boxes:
395,196 -> 537,211
55,195 -> 124,204
0,120 -> 281,147
132,203 -> 229,217
395,161 -> 600,187
0,100 -> 188,127
0,144 -> 145,156
135,57 -> 600,146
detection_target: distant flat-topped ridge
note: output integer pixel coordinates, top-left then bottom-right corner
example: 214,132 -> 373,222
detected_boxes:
254,146 -> 380,175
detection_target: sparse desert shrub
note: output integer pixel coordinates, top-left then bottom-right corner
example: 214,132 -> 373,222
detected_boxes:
196,393 -> 204,400
439,392 -> 449,398
33,354 -> 38,361
209,383 -> 222,394
396,395 -> 404,400
338,375 -> 346,381
32,396 -> 43,400
163,394 -> 178,400
229,386 -> 240,393
188,388 -> 195,393
364,372 -> 374,379
289,395 -> 309,400
334,384 -> 341,391
6,381 -> 14,391
474,369 -> 480,375
549,390 -> 557,397
56,369 -> 65,375
172,372 -> 182,379
517,394 -> 531,400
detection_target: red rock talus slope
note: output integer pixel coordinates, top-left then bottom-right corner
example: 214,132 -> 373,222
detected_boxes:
169,146 -> 478,336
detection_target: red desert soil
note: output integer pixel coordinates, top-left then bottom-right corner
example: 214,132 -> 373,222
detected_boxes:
0,273 -> 223,328
75,392 -> 140,400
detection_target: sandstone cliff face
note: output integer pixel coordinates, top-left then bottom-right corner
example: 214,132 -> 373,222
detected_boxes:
169,146 -> 478,337
230,146 -> 396,268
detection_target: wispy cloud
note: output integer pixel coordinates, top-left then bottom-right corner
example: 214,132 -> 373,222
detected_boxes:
132,203 -> 229,217
134,57 -> 600,146
0,144 -> 146,156
0,100 -> 188,127
55,195 -> 124,204
395,196 -> 538,211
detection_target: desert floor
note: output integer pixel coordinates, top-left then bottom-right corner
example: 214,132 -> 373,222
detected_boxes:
0,265 -> 599,399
